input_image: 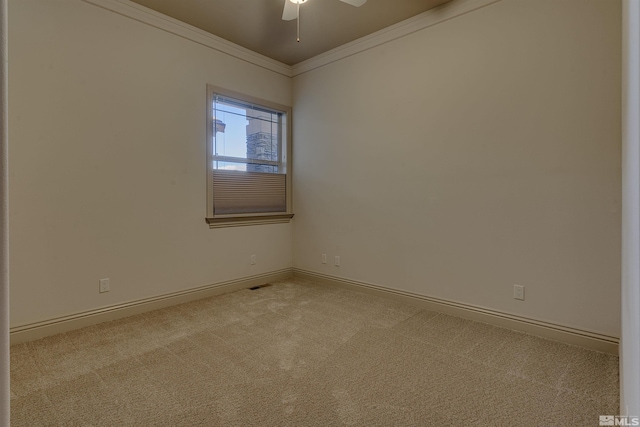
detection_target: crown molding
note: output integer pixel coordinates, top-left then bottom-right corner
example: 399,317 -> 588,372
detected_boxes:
291,0 -> 502,76
80,0 -> 293,77
80,0 -> 502,79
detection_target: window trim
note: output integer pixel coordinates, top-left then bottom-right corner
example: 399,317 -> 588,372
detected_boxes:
205,85 -> 293,228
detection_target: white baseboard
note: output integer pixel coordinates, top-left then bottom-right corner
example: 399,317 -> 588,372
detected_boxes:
10,269 -> 293,344
293,269 -> 620,355
12,267 -> 620,355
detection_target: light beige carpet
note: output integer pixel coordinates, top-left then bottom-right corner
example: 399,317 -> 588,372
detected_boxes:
11,278 -> 618,426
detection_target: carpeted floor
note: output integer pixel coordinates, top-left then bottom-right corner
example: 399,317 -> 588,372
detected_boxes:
11,277 -> 619,426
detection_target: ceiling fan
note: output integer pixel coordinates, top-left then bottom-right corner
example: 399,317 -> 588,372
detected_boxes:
282,0 -> 368,42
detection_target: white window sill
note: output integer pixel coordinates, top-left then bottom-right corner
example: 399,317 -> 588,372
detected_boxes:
206,214 -> 294,228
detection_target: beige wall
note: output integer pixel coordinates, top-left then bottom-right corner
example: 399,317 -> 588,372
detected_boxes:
622,0 -> 640,415
8,0 -> 623,341
1,0 -> 8,422
8,0 -> 293,327
292,0 -> 622,336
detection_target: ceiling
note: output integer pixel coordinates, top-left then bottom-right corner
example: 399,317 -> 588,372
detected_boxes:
129,0 -> 453,65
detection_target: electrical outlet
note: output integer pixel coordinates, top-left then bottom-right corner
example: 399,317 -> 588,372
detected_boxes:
250,254 -> 256,265
322,254 -> 327,264
99,278 -> 110,293
513,284 -> 525,301
334,256 -> 340,267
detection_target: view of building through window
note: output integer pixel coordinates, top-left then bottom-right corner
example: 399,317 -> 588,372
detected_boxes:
212,97 -> 281,174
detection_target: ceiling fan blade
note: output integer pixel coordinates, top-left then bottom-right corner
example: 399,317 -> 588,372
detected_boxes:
282,0 -> 297,20
338,0 -> 367,6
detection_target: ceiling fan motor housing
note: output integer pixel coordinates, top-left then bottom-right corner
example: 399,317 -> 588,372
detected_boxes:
282,0 -> 366,24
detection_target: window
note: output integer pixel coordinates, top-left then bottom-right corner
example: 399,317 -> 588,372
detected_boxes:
206,85 -> 293,228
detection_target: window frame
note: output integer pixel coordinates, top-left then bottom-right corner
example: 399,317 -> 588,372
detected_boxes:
205,85 -> 293,228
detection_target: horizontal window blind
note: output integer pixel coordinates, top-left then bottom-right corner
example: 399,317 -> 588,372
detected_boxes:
212,169 -> 286,215
214,95 -> 283,117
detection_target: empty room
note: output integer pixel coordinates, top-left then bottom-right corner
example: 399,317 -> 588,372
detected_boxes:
2,0 -> 639,425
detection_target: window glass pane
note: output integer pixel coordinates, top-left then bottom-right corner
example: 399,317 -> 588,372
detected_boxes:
212,97 -> 280,169
213,101 -> 248,160
213,161 -> 246,172
212,161 -> 280,174
246,108 -> 279,172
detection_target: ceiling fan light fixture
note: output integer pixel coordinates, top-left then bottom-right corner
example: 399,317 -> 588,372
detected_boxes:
282,0 -> 367,42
